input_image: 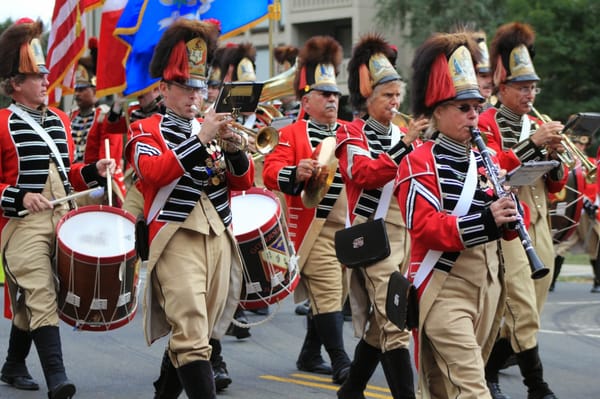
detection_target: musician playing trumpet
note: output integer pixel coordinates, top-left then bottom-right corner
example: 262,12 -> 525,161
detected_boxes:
478,22 -> 565,399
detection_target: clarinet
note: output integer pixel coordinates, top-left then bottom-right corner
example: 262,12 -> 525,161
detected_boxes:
469,127 -> 550,279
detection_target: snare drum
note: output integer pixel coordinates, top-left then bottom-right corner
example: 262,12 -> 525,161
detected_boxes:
55,205 -> 139,331
231,187 -> 299,309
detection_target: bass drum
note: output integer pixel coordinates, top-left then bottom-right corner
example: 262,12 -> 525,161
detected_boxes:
549,168 -> 585,244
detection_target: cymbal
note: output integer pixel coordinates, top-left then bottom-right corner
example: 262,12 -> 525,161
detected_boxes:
301,136 -> 339,208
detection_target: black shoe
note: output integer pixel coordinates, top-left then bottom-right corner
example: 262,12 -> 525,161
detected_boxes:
48,380 -> 76,399
0,374 -> 40,390
295,301 -> 310,316
296,359 -> 333,375
487,381 -> 511,399
528,394 -> 558,399
591,284 -> 600,293
226,309 -> 251,339
213,365 -> 232,392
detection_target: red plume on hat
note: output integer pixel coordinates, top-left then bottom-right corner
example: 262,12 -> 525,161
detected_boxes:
294,36 -> 343,99
411,32 -> 483,117
490,22 -> 538,86
0,18 -> 45,79
347,33 -> 399,110
150,18 -> 218,87
220,42 -> 257,82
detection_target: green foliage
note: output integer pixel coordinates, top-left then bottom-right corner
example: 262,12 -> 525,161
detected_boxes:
375,0 -> 600,147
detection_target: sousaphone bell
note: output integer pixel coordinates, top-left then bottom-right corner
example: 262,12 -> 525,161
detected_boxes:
301,136 -> 338,208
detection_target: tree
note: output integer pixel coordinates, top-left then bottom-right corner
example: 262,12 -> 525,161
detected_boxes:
375,0 -> 600,124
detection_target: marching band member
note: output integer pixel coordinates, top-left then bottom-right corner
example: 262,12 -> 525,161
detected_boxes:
478,22 -> 566,399
0,18 -> 114,399
262,35 -> 352,384
125,19 -> 254,398
551,131 -> 600,293
336,34 -> 423,399
397,31 -> 513,399
472,30 -> 495,110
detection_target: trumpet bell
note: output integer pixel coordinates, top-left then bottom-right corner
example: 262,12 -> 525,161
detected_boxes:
301,137 -> 338,208
255,126 -> 279,155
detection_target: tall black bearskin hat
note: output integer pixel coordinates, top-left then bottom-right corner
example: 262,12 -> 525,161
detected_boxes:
150,18 -> 219,89
411,32 -> 484,117
75,37 -> 99,89
347,33 -> 401,110
0,18 -> 48,80
294,36 -> 343,99
220,42 -> 257,82
274,45 -> 298,72
490,22 -> 539,87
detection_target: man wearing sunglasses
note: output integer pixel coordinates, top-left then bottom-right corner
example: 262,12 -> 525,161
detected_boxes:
262,35 -> 352,385
478,22 -> 566,399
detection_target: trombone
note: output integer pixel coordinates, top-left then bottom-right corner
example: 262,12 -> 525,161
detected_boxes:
528,103 -> 597,181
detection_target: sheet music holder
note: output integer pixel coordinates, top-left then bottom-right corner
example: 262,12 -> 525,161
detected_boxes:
564,112 -> 600,137
214,82 -> 264,116
506,160 -> 560,186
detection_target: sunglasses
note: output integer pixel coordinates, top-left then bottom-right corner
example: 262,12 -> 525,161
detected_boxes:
166,80 -> 208,98
446,103 -> 483,113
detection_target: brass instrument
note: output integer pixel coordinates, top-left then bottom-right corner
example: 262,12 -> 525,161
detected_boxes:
259,62 -> 297,103
528,103 -> 597,181
391,108 -> 412,129
301,137 -> 338,208
225,121 -> 280,155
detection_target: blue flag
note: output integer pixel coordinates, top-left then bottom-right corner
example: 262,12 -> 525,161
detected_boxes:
116,0 -> 274,96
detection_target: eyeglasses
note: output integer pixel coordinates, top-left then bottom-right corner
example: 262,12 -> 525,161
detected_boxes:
507,84 -> 541,95
446,103 -> 483,113
166,80 -> 208,98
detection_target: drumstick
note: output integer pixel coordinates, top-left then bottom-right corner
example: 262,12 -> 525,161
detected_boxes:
105,138 -> 113,207
17,187 -> 104,216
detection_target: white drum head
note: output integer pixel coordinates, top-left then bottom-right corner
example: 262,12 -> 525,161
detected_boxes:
58,211 -> 135,257
231,193 -> 278,236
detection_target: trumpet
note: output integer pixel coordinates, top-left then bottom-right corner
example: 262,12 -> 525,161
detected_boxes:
528,103 -> 597,180
391,108 -> 412,129
224,121 -> 279,155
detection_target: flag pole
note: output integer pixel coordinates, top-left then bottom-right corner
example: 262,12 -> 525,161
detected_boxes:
268,0 -> 281,78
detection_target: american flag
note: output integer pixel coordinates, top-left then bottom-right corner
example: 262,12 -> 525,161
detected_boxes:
46,0 -> 103,107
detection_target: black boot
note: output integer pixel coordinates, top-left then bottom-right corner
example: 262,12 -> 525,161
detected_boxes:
210,338 -> 232,392
485,338 -> 513,399
296,313 -> 332,375
176,360 -> 216,399
591,258 -> 600,293
31,326 -> 75,399
549,256 -> 564,292
153,350 -> 182,399
0,324 -> 39,390
337,339 -> 380,399
225,307 -> 251,339
313,312 -> 351,384
516,346 -> 557,399
380,348 -> 415,399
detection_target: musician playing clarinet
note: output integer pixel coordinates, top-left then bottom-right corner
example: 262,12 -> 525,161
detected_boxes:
125,19 -> 254,398
395,31 -> 519,399
478,22 -> 566,399
0,19 -> 114,399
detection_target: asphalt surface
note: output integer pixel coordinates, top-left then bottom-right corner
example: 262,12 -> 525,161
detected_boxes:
0,264 -> 599,399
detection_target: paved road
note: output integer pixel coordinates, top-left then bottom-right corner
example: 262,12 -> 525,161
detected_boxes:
0,265 -> 599,399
